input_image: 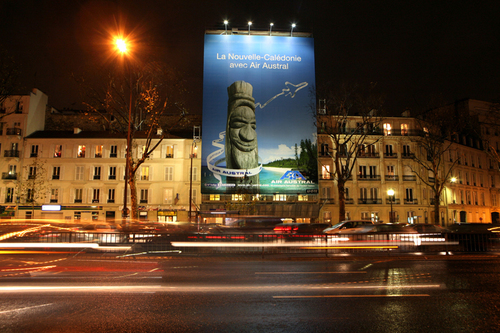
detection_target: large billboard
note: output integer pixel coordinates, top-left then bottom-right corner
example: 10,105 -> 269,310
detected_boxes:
202,34 -> 317,195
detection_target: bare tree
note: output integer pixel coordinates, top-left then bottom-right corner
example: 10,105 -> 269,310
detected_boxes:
0,49 -> 22,118
317,82 -> 385,223
407,103 -> 467,224
76,61 -> 188,219
16,157 -> 48,215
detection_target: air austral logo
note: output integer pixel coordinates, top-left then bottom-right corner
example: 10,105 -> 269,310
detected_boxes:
280,170 -> 306,181
271,170 -> 314,185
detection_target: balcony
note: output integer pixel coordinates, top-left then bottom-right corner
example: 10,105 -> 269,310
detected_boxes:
140,199 -> 148,204
321,198 -> 335,204
404,199 -> 419,205
110,153 -> 117,158
108,175 -> 116,180
6,128 -> 22,136
92,199 -> 100,203
383,153 -> 398,158
385,198 -> 401,204
345,198 -> 354,204
358,198 -> 382,204
107,199 -> 115,203
401,153 -> 415,159
141,175 -> 150,181
30,153 -> 38,158
357,175 -> 381,181
28,175 -> 36,180
52,175 -> 60,180
357,152 -> 380,158
74,199 -> 82,203
403,175 -> 416,181
385,175 -> 399,181
4,150 -> 20,158
93,175 -> 101,180
2,172 -> 17,180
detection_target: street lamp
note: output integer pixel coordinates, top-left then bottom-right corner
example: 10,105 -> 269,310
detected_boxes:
189,140 -> 198,223
291,23 -> 296,36
114,37 -> 133,220
387,189 -> 395,223
269,23 -> 274,36
248,21 -> 252,35
224,20 -> 228,35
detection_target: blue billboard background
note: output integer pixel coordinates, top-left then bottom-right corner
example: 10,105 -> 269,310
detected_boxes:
202,34 -> 317,195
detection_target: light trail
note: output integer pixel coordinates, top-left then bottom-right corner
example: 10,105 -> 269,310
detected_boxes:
255,271 -> 367,275
0,303 -> 53,314
273,294 -> 430,299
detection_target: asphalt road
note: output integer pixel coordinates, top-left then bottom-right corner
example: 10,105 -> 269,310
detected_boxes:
0,253 -> 499,332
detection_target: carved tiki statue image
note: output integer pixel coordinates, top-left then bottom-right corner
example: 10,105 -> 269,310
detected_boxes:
225,81 -> 260,190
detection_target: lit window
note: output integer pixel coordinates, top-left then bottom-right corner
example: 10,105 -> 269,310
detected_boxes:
50,189 -> 59,203
95,145 -> 103,158
141,166 -> 150,180
165,145 -> 174,158
322,165 -> 330,179
401,124 -> 408,136
77,145 -> 86,158
232,194 -> 243,201
210,194 -> 220,201
383,123 -> 392,136
54,145 -> 62,158
298,195 -> 308,201
273,194 -> 287,201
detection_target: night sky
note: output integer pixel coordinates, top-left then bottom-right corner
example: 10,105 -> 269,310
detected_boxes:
1,0 -> 499,115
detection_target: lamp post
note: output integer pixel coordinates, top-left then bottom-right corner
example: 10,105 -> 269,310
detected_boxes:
387,189 -> 395,223
115,38 -> 132,220
224,20 -> 228,35
269,23 -> 274,36
291,23 -> 296,36
188,140 -> 198,223
248,21 -> 252,35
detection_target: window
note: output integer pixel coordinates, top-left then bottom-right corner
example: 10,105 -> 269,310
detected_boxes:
74,212 -> 82,220
109,167 -> 116,180
28,166 -> 37,179
369,166 -> 377,178
387,165 -> 395,176
16,101 -> 23,113
359,165 -> 367,178
75,166 -> 84,180
345,187 -> 350,199
406,188 -> 414,201
140,189 -> 148,203
273,194 -> 287,201
108,189 -> 115,203
370,187 -> 378,200
165,145 -> 174,158
165,166 -> 173,181
95,145 -> 103,158
52,166 -> 60,180
322,187 -> 331,199
94,167 -> 101,180
383,123 -> 392,136
401,124 -> 408,136
26,189 -> 33,203
360,188 -> 368,200
191,189 -> 197,204
6,188 -> 14,203
361,212 -> 370,220
77,145 -> 86,158
54,145 -> 62,158
74,189 -> 83,203
110,145 -> 117,158
30,145 -> 39,157
385,144 -> 393,156
141,166 -> 150,181
190,166 -> 198,182
210,194 -> 220,201
322,165 -> 330,179
50,189 -> 59,203
92,189 -> 100,203
403,145 -> 411,156
164,189 -> 174,205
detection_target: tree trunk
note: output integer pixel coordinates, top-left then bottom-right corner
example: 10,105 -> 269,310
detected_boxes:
129,176 -> 138,220
337,180 -> 346,223
433,194 -> 440,225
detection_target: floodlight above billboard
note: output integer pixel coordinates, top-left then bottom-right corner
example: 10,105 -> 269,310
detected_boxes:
201,34 -> 317,195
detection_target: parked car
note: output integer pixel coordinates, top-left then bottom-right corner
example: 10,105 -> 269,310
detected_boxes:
273,223 -> 330,234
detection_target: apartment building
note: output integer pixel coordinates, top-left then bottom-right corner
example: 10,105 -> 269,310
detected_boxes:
318,100 -> 500,226
16,129 -> 200,222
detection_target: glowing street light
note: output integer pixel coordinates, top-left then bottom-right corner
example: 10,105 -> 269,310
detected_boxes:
224,20 -> 228,35
269,23 -> 274,36
387,189 -> 395,222
248,21 -> 252,35
291,23 -> 296,36
113,36 -> 133,220
450,177 -> 457,183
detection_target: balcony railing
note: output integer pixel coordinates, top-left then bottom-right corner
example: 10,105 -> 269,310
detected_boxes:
357,152 -> 380,158
401,153 -> 415,159
93,175 -> 101,180
383,153 -> 398,158
385,175 -> 399,181
357,175 -> 381,181
2,172 -> 17,180
358,198 -> 382,204
110,153 -> 117,158
4,150 -> 20,158
6,128 -> 22,136
403,175 -> 416,181
404,199 -> 419,204
345,198 -> 354,204
385,198 -> 401,204
108,175 -> 116,180
52,175 -> 60,180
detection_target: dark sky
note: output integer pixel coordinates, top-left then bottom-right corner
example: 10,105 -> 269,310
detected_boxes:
1,0 -> 499,115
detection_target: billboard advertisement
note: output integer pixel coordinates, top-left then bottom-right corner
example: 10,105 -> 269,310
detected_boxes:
202,34 -> 317,195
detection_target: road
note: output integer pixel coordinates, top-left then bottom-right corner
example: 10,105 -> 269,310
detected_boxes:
0,253 -> 499,332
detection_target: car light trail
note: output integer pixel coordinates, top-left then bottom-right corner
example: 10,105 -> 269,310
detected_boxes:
0,303 -> 53,314
255,271 -> 367,275
273,294 -> 430,298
